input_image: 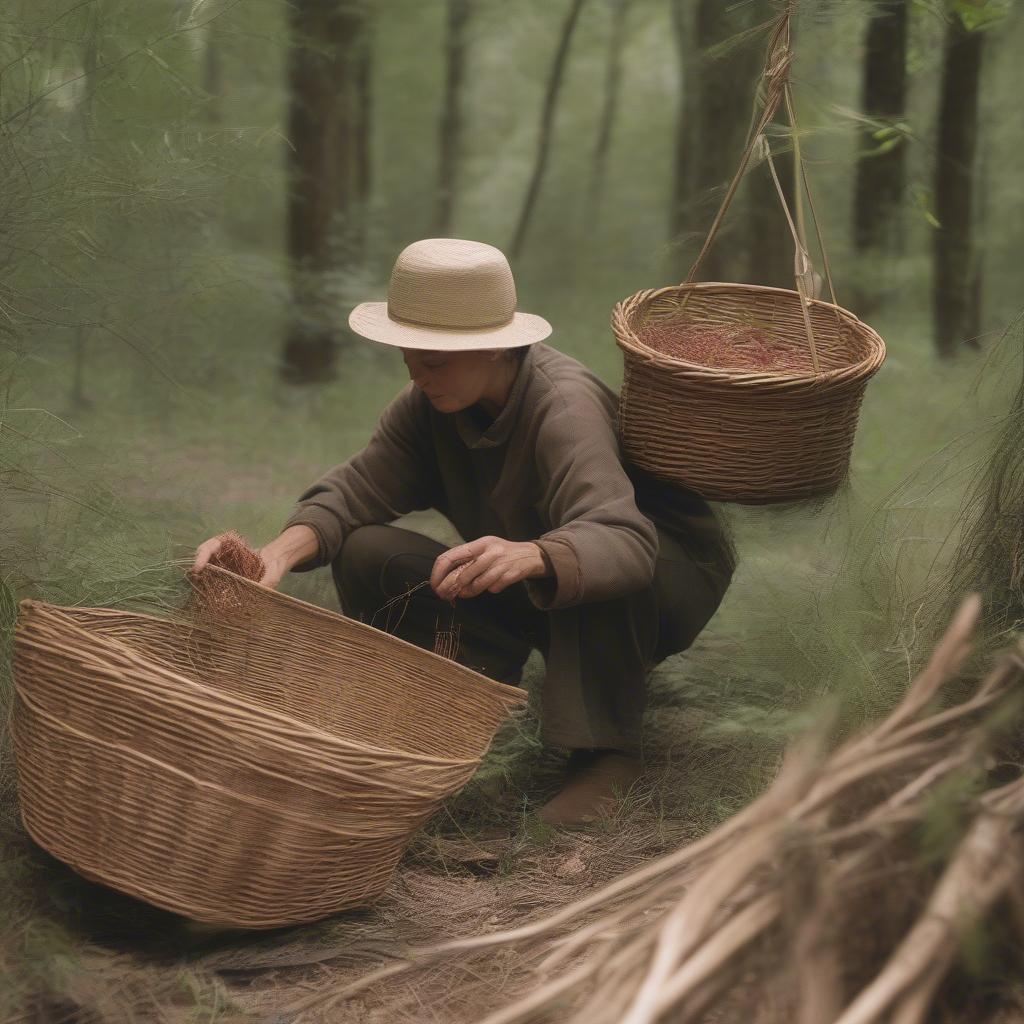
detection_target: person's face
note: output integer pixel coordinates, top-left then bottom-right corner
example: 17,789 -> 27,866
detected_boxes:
401,348 -> 504,412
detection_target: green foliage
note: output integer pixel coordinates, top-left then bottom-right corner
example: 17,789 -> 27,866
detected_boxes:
911,182 -> 942,228
957,914 -> 997,980
953,0 -> 1013,32
917,763 -> 988,867
913,0 -> 1011,30
0,575 -> 14,638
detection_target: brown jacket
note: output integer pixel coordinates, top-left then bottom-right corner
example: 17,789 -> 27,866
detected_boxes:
282,342 -> 734,611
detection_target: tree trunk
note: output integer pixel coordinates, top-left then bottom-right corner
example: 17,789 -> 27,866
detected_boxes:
670,0 -> 762,283
853,0 -> 908,254
587,0 -> 631,222
353,11 -> 373,255
509,0 -> 588,260
933,13 -> 984,358
747,0 -> 794,289
281,0 -> 367,384
435,0 -> 470,236
668,0 -> 694,251
747,143 -> 796,289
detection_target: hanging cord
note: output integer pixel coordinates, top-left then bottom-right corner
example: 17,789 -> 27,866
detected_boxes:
369,579 -> 432,637
785,77 -> 838,306
679,0 -> 841,374
368,579 -> 463,663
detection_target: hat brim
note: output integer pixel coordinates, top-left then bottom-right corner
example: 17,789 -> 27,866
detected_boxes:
349,302 -> 552,352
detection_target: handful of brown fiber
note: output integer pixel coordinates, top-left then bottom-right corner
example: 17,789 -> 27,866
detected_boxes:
186,530 -> 266,616
639,321 -> 816,374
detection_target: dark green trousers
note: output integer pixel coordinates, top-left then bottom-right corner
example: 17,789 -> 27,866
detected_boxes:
331,524 -> 731,754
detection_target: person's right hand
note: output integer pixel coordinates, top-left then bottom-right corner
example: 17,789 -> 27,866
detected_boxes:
254,545 -> 290,589
190,532 -> 289,590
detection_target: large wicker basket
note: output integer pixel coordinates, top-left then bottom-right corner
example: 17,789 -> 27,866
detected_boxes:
11,566 -> 526,928
612,283 -> 886,503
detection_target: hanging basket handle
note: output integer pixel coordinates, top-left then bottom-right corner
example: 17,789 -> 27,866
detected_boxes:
679,1 -> 838,374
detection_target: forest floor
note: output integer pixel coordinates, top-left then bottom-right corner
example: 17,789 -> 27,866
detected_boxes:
202,689 -> 734,1024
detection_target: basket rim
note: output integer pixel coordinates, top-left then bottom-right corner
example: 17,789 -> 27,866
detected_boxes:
35,564 -> 528,705
611,281 -> 886,388
14,604 -> 477,784
175,565 -> 527,706
15,588 -> 524,773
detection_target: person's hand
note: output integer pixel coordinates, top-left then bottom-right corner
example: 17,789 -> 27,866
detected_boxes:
254,546 -> 290,589
190,532 -> 290,590
431,536 -> 547,601
190,533 -> 231,576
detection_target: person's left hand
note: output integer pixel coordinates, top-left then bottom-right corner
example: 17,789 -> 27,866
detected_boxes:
431,536 -> 547,600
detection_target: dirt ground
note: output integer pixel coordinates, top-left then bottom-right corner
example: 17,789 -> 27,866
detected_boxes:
198,671 -> 733,1024
195,748 -> 711,1024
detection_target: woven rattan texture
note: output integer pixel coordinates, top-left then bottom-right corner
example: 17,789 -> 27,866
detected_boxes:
11,566 -> 526,928
612,283 -> 886,503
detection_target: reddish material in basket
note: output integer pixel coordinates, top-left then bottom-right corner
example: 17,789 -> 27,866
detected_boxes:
637,322 -> 817,374
612,283 -> 887,504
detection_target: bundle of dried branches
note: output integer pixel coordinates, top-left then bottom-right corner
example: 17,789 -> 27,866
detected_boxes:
283,595 -> 1024,1024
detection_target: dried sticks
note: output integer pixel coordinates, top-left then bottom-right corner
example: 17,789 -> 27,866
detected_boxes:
286,595 -> 1024,1024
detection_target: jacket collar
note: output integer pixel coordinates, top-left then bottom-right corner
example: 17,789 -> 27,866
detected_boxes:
453,344 -> 535,449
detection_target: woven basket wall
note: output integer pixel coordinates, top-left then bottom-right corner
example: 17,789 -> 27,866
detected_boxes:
11,566 -> 526,928
612,282 -> 886,504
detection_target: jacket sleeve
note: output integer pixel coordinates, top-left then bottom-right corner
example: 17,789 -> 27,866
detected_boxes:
279,384 -> 435,572
525,391 -> 658,611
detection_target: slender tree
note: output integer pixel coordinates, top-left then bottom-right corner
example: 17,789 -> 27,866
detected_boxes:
509,0 -> 588,260
353,9 -> 373,255
746,0 -> 794,289
853,0 -> 909,255
587,0 -> 631,221
434,0 -> 470,236
670,0 -> 763,282
281,0 -> 369,384
933,6 -> 985,358
669,0 -> 695,253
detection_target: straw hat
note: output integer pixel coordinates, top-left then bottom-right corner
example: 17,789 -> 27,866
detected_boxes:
348,238 -> 552,352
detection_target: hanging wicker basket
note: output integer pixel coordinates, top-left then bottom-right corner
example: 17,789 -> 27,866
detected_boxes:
613,283 -> 885,503
11,566 -> 525,929
613,4 -> 885,504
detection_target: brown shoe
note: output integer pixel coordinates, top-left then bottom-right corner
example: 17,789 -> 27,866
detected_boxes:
537,751 -> 642,829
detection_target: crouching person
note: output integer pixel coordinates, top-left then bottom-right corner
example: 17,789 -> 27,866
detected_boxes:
194,239 -> 734,828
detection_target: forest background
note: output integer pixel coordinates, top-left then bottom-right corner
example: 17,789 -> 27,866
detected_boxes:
1,0 -> 1023,1020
